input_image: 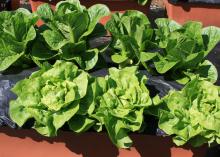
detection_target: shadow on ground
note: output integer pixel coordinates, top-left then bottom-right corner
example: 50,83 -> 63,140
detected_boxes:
1,127 -> 217,157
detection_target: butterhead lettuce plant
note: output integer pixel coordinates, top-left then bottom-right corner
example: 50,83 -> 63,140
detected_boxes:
9,63 -> 153,148
9,61 -> 91,136
5,1 -> 220,150
157,78 -> 220,147
91,66 -> 152,148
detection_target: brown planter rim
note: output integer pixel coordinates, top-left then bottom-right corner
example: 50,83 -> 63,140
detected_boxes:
163,0 -> 220,27
0,127 -> 208,157
166,0 -> 220,9
29,0 -> 151,12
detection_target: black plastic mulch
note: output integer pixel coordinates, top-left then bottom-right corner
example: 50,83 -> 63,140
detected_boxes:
207,43 -> 220,85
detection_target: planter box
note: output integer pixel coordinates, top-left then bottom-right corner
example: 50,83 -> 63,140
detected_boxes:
163,0 -> 220,27
0,127 -> 207,157
11,0 -> 20,10
29,0 -> 151,26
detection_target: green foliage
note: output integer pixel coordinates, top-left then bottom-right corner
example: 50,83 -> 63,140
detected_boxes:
4,3 -> 220,150
157,78 -> 220,146
108,15 -> 220,84
106,10 -> 155,70
0,9 -> 38,71
10,61 -> 90,136
33,0 -> 110,70
9,62 -> 152,148
151,19 -> 220,84
92,66 -> 152,148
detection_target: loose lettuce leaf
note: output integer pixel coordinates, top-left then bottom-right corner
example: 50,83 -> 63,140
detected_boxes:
157,78 -> 220,147
9,61 -> 90,136
68,76 -> 107,133
183,60 -> 218,84
68,115 -> 95,133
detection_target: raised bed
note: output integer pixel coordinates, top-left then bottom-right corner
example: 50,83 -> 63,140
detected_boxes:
163,0 -> 220,27
0,127 -> 207,157
29,0 -> 151,25
1,1 -> 220,156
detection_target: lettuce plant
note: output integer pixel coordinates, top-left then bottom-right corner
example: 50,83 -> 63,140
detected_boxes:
92,66 -> 152,148
108,16 -> 220,84
69,66 -> 153,148
9,62 -> 152,148
0,9 -> 38,71
147,19 -> 220,84
106,10 -> 156,70
9,61 -> 91,136
157,78 -> 220,147
32,0 -> 110,70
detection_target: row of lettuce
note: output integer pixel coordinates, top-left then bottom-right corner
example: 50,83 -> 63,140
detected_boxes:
9,61 -> 220,148
1,0 -> 220,85
0,0 -> 220,149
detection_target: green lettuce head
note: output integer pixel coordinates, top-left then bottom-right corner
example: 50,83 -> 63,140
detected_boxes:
158,78 -> 220,147
92,66 -> 152,148
9,61 -> 89,136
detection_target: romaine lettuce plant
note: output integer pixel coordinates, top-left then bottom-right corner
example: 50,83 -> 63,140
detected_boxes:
157,78 -> 220,147
147,19 -> 220,84
32,0 -> 110,70
9,61 -> 91,136
91,66 -> 152,148
108,16 -> 220,84
105,10 -> 156,71
0,9 -> 38,71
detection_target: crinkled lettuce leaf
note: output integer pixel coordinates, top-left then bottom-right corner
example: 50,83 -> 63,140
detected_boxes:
68,76 -> 107,133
